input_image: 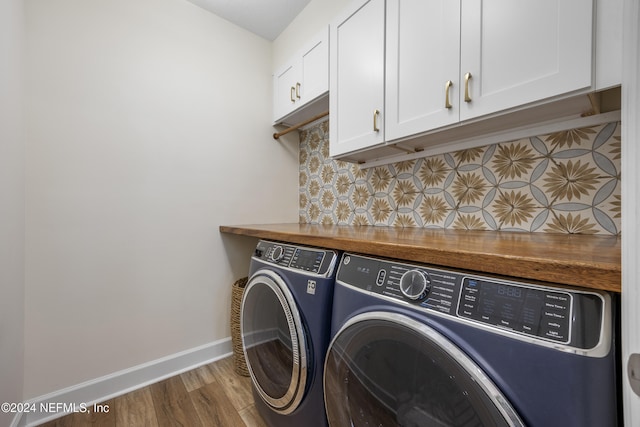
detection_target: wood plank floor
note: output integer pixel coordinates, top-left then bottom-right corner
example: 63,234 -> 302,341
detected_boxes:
37,356 -> 268,427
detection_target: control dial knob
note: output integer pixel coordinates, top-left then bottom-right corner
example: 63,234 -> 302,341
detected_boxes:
270,245 -> 285,262
399,269 -> 431,301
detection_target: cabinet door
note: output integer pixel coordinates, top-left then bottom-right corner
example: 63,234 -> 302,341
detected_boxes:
273,62 -> 300,122
595,0 -> 622,90
299,27 -> 329,105
330,0 -> 385,157
459,0 -> 593,121
385,0 -> 460,142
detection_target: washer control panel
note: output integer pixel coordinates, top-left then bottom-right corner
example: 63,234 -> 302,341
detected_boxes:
253,240 -> 337,276
337,253 -> 607,351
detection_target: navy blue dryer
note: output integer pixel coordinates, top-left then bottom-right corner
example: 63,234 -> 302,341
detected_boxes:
324,253 -> 619,427
241,240 -> 338,427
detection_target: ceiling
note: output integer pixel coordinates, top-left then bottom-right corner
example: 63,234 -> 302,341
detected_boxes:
186,0 -> 312,41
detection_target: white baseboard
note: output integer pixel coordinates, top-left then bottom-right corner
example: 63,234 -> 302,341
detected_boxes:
19,338 -> 232,427
9,412 -> 26,427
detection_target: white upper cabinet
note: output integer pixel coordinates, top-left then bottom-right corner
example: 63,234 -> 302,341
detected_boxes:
386,0 -> 593,143
330,0 -> 385,157
459,0 -> 593,121
385,0 -> 461,141
300,35 -> 329,108
331,0 -> 603,162
273,62 -> 300,122
273,27 -> 329,124
595,0 -> 622,90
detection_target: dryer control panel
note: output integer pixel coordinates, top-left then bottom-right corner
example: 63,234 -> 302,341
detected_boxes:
253,240 -> 338,277
337,253 -> 609,352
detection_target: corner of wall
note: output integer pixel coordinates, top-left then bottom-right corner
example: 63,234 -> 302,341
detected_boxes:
0,0 -> 26,426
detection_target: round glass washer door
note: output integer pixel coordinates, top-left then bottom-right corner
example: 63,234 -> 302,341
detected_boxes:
241,270 -> 308,414
324,312 -> 524,427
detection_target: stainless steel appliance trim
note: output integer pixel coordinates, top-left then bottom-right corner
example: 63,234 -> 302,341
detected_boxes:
325,311 -> 526,427
241,269 -> 308,414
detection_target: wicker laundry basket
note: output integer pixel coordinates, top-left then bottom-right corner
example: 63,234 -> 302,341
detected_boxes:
230,277 -> 250,376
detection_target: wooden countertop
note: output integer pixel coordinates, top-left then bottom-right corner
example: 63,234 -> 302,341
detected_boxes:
219,223 -> 621,293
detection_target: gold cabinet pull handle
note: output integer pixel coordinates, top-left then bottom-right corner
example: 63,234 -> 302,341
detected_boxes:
464,72 -> 472,103
445,80 -> 453,109
373,109 -> 380,132
295,82 -> 301,99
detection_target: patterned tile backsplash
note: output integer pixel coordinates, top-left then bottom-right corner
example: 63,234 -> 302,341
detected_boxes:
299,121 -> 621,235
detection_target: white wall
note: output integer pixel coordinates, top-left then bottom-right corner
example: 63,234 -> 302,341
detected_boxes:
0,0 -> 25,426
272,0 -> 350,68
24,0 -> 298,399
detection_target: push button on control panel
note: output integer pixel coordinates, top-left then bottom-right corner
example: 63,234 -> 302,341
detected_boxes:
376,269 -> 386,286
461,279 -> 479,316
541,293 -> 571,341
